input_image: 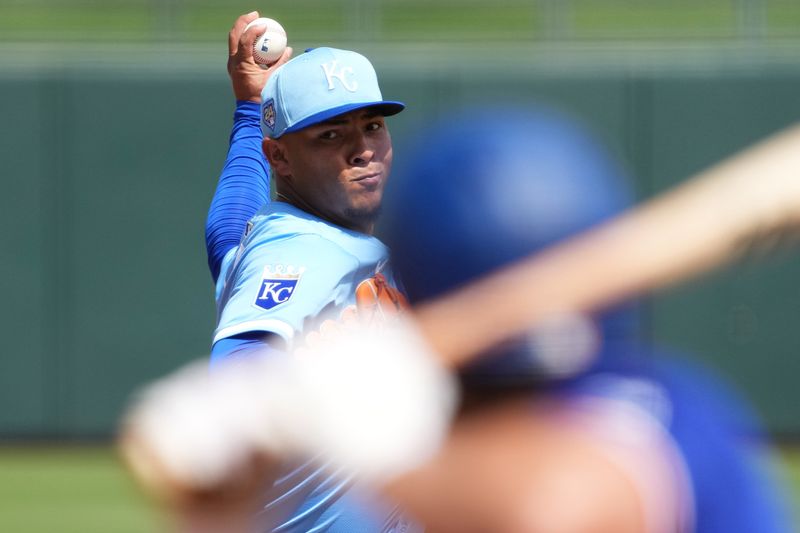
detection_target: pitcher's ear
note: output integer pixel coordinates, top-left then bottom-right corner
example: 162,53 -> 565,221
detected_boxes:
263,138 -> 291,177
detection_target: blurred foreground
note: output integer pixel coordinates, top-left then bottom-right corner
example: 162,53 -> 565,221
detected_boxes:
0,444 -> 797,532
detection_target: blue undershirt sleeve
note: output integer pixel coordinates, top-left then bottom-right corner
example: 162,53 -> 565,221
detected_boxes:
210,331 -> 285,366
205,100 -> 271,282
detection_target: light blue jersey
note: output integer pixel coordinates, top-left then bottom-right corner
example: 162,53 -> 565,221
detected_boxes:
214,201 -> 400,348
212,201 -> 416,533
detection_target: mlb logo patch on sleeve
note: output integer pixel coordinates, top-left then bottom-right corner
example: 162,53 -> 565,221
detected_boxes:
253,265 -> 305,311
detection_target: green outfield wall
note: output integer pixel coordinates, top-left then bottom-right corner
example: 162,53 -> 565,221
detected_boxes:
2,49 -> 799,437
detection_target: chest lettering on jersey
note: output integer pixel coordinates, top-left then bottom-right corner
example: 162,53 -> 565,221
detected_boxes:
254,265 -> 305,311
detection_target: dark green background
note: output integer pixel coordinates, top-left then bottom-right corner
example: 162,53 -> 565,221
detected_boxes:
2,55 -> 799,437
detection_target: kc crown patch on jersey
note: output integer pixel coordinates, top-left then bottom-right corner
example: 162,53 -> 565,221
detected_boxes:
253,265 -> 305,311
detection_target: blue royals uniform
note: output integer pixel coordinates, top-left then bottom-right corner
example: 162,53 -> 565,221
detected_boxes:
204,45 -> 415,531
211,202 -> 414,532
551,347 -> 793,533
205,95 -> 415,530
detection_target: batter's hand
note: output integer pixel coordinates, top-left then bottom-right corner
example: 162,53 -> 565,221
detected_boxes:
227,11 -> 293,102
120,321 -> 457,503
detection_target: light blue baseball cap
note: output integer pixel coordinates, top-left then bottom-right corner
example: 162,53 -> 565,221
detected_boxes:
260,47 -> 405,138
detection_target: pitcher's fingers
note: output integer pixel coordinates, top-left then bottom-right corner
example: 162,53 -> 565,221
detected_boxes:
304,330 -> 321,349
269,46 -> 294,70
339,305 -> 361,331
228,11 -> 260,57
319,319 -> 344,341
237,17 -> 269,62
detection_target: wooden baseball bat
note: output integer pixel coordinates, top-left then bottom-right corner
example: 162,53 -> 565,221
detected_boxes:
416,123 -> 800,369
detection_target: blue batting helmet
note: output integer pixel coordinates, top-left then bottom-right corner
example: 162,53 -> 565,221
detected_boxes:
380,105 -> 638,384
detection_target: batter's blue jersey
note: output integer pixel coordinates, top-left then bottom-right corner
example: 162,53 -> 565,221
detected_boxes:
212,201 -> 415,533
558,351 -> 793,533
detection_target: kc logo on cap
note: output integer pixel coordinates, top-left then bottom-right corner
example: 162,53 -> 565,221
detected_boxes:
321,60 -> 359,92
260,47 -> 404,138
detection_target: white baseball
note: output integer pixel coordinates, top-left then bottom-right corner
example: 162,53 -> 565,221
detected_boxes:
244,17 -> 287,68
